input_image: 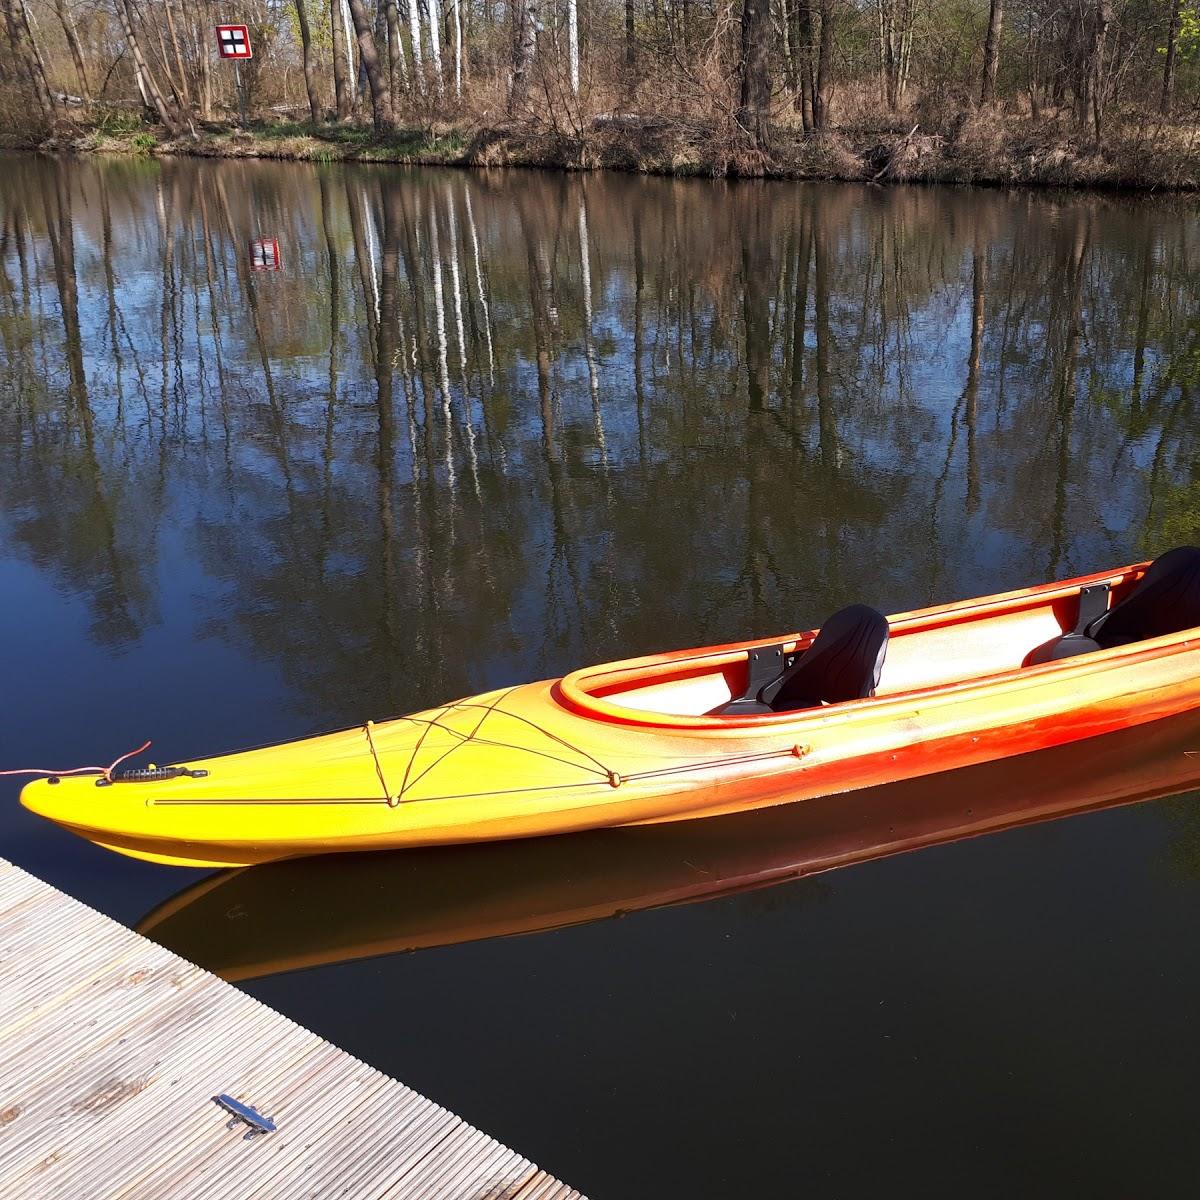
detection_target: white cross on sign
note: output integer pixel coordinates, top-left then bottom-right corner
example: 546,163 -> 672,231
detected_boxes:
215,24 -> 252,59
249,239 -> 281,271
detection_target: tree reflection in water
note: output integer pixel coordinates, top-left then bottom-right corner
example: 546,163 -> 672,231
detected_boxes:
2,158 -> 1198,731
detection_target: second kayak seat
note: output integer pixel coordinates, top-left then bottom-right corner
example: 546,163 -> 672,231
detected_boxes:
1027,544 -> 1200,665
718,604 -> 890,716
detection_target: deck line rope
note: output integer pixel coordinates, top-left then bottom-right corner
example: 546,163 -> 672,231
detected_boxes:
0,741 -> 153,784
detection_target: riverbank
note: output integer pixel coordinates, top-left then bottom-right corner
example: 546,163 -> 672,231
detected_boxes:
15,111 -> 1200,190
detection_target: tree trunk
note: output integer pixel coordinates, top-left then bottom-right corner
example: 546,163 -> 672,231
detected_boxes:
794,0 -> 814,129
2,0 -> 54,119
162,0 -> 192,108
331,0 -> 351,117
346,0 -> 395,130
813,0 -> 834,130
509,0 -> 538,113
197,7 -> 213,119
425,0 -> 444,95
1161,0 -> 1180,116
294,0 -> 322,121
625,0 -> 636,68
980,0 -> 1003,102
738,0 -> 772,148
115,0 -> 180,133
406,0 -> 424,92
54,0 -> 91,102
451,0 -> 463,96
567,0 -> 579,95
385,0 -> 406,99
341,0 -> 359,109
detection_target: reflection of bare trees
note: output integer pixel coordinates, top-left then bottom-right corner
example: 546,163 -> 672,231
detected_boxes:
3,158 -> 1200,718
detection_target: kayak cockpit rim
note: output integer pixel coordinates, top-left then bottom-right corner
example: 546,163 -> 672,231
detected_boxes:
554,561 -> 1183,729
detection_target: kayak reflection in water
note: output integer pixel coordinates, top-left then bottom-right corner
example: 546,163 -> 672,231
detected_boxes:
137,710 -> 1200,983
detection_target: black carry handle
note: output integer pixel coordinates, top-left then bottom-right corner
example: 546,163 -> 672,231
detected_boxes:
97,766 -> 209,786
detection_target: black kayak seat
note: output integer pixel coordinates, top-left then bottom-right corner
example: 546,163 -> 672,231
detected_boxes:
1027,545 -> 1200,665
1090,545 -> 1200,647
718,604 -> 890,716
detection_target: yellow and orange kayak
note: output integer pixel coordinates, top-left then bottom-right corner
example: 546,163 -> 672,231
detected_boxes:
20,558 -> 1200,869
136,711 -> 1200,980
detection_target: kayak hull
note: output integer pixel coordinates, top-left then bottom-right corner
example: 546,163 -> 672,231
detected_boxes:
20,560 -> 1200,868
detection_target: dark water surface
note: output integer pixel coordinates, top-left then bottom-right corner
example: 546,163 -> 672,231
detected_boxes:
3,155 -> 1200,1196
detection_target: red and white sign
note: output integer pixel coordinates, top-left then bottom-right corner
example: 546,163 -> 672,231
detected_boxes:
249,239 -> 281,271
215,24 -> 252,59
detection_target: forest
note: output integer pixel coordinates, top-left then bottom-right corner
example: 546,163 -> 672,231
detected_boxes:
3,0 -> 1200,182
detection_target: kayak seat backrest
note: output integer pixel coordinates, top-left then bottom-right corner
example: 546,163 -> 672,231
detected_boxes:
1087,545 -> 1200,649
1025,582 -> 1110,665
715,605 -> 889,716
765,605 -> 889,713
1025,545 -> 1200,666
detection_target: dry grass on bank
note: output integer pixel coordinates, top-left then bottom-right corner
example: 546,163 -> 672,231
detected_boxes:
9,92 -> 1200,191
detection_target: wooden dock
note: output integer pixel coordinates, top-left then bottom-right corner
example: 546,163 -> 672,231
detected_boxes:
0,858 -> 584,1200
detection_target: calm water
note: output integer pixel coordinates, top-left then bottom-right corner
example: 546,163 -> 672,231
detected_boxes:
3,155 -> 1200,1196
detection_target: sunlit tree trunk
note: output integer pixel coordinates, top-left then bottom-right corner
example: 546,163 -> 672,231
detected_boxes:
426,0 -> 445,95
346,0 -> 395,130
196,8 -> 213,119
3,0 -> 54,118
115,0 -> 180,133
331,0 -> 351,117
407,0 -> 425,92
2,0 -> 47,119
162,0 -> 192,109
294,0 -> 322,121
567,0 -> 580,94
452,0 -> 463,97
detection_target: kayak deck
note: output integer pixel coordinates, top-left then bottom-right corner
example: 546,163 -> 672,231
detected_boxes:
20,558 -> 1200,868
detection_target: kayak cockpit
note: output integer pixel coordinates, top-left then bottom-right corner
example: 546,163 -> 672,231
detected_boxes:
558,552 -> 1200,726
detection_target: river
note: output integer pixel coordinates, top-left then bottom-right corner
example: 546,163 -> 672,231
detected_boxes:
2,155 -> 1200,1196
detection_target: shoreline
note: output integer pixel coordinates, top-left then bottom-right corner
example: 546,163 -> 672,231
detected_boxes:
10,114 -> 1200,192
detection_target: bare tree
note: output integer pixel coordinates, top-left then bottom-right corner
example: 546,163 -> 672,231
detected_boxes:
1161,0 -> 1181,115
3,0 -> 54,118
115,0 -> 181,133
739,0 -> 772,146
980,0 -> 1004,102
331,0 -> 352,117
813,0 -> 836,129
295,0 -> 323,121
567,0 -> 580,94
53,0 -> 91,103
509,0 -> 539,113
346,0 -> 395,130
426,0 -> 445,95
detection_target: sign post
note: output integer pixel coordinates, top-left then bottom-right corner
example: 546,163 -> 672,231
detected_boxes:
215,24 -> 253,126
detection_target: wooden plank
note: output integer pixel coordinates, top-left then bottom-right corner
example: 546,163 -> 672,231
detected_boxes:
0,858 -> 583,1200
